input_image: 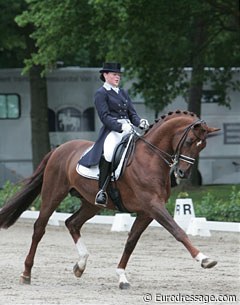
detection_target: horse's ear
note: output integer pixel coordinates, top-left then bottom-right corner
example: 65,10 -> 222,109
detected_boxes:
193,123 -> 201,129
207,127 -> 221,134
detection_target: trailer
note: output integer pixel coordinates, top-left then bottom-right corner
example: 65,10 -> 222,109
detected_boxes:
0,67 -> 239,187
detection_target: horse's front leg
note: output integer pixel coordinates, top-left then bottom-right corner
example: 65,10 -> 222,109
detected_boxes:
116,213 -> 153,289
65,201 -> 100,278
149,200 -> 217,268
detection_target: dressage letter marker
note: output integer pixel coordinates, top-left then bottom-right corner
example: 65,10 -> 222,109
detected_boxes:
174,198 -> 195,231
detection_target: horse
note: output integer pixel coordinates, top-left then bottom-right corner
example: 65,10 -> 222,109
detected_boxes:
0,110 -> 220,289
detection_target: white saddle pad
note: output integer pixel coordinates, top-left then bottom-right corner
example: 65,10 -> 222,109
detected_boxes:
76,135 -> 133,180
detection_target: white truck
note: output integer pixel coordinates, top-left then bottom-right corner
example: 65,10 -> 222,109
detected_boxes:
0,67 -> 239,187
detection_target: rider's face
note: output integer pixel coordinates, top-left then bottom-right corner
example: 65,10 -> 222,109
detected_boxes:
104,72 -> 121,87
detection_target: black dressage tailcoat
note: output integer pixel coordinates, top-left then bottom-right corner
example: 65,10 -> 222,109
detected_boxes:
79,86 -> 141,167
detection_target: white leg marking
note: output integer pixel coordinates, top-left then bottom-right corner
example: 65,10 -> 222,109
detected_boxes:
116,268 -> 129,284
76,239 -> 89,270
194,252 -> 208,263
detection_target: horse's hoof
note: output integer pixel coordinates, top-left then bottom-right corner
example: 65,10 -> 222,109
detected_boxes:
201,258 -> 218,269
19,274 -> 31,284
73,263 -> 84,278
119,282 -> 130,290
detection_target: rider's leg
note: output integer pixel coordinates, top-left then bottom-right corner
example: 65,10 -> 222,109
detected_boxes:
95,157 -> 111,206
95,131 -> 121,206
95,129 -> 128,207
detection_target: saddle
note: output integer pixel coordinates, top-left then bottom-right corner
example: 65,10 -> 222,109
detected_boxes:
76,134 -> 136,212
76,134 -> 135,181
108,134 -> 135,212
111,134 -> 134,175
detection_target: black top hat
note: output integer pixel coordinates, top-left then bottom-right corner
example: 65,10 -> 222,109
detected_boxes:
99,62 -> 122,73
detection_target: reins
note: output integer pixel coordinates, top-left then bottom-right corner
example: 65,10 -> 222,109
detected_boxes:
135,135 -> 174,167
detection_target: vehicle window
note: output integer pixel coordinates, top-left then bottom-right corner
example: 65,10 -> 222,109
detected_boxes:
0,94 -> 20,119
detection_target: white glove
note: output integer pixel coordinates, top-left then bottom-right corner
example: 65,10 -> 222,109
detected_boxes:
122,123 -> 133,133
139,119 -> 149,130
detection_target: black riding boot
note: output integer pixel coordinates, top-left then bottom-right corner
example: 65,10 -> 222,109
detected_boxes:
95,158 -> 111,207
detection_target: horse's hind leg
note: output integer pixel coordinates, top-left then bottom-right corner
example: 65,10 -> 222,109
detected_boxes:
116,213 -> 153,289
65,199 -> 100,278
20,185 -> 69,284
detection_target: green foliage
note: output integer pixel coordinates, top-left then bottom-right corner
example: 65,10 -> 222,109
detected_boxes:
15,0 -> 100,72
196,186 -> 240,222
90,0 -> 240,114
0,181 -> 81,212
177,192 -> 190,199
0,0 -> 27,67
0,180 -> 22,207
55,194 -> 81,213
167,185 -> 240,222
2,0 -> 238,112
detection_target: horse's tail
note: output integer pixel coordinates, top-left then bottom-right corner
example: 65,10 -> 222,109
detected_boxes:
0,149 -> 55,229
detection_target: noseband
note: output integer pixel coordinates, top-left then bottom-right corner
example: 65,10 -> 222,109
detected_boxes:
137,119 -> 205,168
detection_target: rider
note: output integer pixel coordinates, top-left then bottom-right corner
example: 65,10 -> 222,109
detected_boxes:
79,62 -> 149,207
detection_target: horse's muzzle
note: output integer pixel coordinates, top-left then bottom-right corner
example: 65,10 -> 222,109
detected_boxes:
174,166 -> 192,180
176,168 -> 185,178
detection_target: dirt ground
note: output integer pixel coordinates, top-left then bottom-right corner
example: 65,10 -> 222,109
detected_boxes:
0,220 -> 239,305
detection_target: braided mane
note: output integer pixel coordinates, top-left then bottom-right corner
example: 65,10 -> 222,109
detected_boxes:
149,110 -> 199,129
156,109 -> 197,122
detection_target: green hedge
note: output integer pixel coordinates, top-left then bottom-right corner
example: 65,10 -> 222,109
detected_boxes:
166,185 -> 240,222
0,181 -> 240,222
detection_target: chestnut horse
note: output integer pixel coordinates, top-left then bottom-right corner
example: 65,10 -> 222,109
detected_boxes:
0,110 -> 219,289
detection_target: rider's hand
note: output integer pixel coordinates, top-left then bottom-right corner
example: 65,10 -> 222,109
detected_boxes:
139,119 -> 149,130
122,123 -> 133,133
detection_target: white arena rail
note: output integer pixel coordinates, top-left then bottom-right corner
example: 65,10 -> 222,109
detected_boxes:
20,210 -> 240,234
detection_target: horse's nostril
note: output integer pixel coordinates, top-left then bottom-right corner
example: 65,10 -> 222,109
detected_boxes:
177,169 -> 185,178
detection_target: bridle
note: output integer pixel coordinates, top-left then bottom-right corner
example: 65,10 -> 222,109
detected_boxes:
135,119 -> 206,169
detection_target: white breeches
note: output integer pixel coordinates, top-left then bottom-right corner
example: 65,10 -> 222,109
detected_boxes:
103,119 -> 130,162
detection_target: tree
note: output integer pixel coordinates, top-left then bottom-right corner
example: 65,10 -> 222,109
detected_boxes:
16,0 -> 101,71
16,0 -> 240,114
0,0 -> 26,68
8,0 -> 240,183
181,0 -> 240,184
90,0 -> 240,185
0,0 -> 51,169
90,0 -> 239,113
14,0 -> 101,168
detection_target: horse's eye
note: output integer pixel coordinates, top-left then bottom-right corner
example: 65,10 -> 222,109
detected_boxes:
185,138 -> 193,146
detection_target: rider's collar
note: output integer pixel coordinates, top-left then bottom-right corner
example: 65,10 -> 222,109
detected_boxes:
103,82 -> 119,94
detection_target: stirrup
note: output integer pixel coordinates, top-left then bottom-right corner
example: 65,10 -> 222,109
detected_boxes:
95,190 -> 108,207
